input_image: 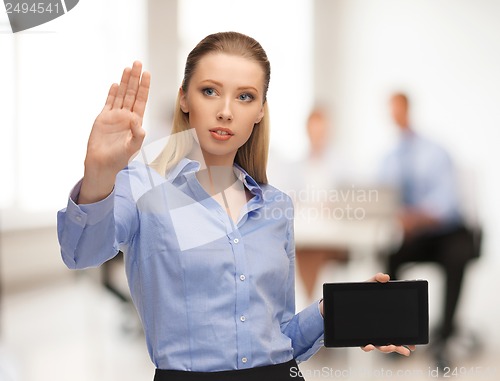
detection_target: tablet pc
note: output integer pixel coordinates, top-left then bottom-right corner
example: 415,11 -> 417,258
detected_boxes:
323,280 -> 428,347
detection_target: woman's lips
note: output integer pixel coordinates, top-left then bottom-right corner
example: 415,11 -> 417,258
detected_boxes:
209,128 -> 234,141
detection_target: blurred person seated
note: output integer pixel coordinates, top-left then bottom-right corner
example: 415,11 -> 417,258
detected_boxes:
272,106 -> 351,301
378,92 -> 481,368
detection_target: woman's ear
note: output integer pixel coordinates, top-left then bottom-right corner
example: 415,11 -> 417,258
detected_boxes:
179,87 -> 189,113
255,102 -> 265,124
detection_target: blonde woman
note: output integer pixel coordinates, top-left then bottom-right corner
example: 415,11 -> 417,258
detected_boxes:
58,32 -> 413,380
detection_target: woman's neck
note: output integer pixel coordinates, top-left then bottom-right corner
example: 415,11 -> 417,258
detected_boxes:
187,145 -> 239,195
188,145 -> 236,169
198,165 -> 238,193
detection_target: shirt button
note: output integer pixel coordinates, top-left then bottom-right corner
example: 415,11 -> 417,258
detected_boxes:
242,357 -> 248,363
239,274 -> 246,281
240,315 -> 246,322
75,215 -> 82,222
233,238 -> 239,244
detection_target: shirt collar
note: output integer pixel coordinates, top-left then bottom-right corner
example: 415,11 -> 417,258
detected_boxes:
397,129 -> 417,150
233,163 -> 263,199
166,158 -> 263,199
165,157 -> 201,183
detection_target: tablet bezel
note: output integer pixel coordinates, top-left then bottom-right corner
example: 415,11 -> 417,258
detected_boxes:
323,280 -> 429,347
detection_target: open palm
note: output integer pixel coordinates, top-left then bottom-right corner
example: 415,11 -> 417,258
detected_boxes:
79,62 -> 150,204
86,61 -> 151,174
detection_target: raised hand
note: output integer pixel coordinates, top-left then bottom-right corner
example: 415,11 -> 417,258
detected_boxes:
79,62 -> 151,204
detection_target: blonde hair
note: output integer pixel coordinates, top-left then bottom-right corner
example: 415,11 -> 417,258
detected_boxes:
150,31 -> 271,184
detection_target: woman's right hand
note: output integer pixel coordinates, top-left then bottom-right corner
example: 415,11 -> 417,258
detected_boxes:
79,61 -> 151,204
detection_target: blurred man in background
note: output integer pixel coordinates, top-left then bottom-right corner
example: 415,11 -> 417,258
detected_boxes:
379,93 -> 480,368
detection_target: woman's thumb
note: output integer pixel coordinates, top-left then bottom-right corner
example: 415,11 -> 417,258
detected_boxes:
130,116 -> 145,141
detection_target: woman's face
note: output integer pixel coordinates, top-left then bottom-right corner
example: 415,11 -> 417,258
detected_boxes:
180,53 -> 265,166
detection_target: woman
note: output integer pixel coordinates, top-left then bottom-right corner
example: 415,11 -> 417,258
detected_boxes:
58,32 -> 413,380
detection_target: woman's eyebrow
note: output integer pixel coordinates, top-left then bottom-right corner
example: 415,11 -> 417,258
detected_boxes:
199,79 -> 223,87
199,79 -> 259,93
237,85 -> 259,93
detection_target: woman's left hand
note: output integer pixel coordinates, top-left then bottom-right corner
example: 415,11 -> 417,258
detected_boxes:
362,343 -> 415,357
360,273 -> 417,357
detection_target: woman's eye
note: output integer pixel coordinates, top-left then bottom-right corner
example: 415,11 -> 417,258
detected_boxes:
239,93 -> 254,102
202,88 -> 216,96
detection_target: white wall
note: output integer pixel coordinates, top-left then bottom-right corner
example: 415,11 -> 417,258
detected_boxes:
178,0 -> 314,161
0,0 -> 148,230
314,0 -> 500,346
1,0 -> 314,229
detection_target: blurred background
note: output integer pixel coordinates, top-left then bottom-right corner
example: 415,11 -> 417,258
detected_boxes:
0,0 -> 499,380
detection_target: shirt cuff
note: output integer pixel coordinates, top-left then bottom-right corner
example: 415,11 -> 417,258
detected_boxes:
295,299 -> 325,362
300,299 -> 325,342
67,179 -> 115,226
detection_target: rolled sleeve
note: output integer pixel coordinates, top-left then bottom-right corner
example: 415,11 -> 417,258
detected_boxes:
282,299 -> 325,362
57,180 -> 117,269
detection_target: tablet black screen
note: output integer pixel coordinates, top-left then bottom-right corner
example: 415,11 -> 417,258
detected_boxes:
323,280 -> 428,347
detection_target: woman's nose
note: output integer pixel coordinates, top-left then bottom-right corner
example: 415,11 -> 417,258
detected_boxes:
217,99 -> 233,121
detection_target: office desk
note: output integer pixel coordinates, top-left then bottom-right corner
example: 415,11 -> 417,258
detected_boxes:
293,199 -> 402,368
293,201 -> 400,265
295,214 -> 398,251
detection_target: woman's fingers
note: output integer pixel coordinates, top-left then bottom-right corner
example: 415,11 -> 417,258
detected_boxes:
104,61 -> 151,113
366,273 -> 390,283
378,345 -> 400,354
112,66 -> 132,109
383,345 -> 413,356
361,344 -> 375,353
361,344 -> 415,356
103,83 -> 119,111
123,61 -> 143,110
106,62 -> 150,115
132,70 -> 151,118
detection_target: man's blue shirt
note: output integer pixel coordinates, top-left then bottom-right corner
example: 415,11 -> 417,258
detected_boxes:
379,131 -> 462,226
